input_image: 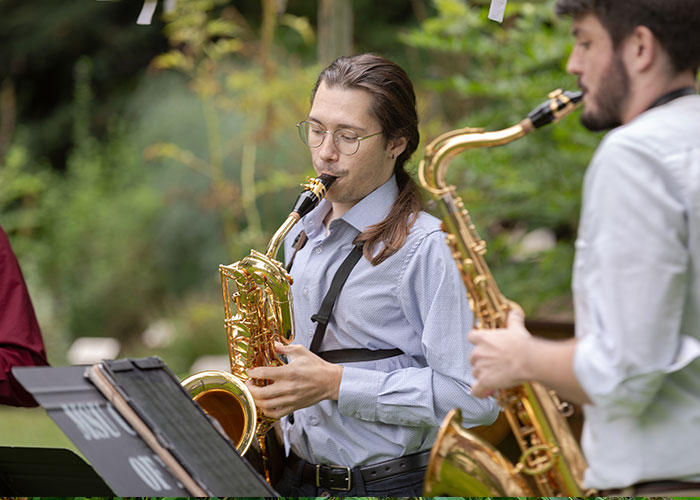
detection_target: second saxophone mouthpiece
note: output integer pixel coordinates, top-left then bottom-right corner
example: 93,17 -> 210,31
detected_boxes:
528,89 -> 583,129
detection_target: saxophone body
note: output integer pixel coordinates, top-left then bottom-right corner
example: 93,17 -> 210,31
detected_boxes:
419,90 -> 591,496
182,174 -> 335,475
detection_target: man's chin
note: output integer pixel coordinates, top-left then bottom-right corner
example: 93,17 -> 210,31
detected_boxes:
581,110 -> 620,132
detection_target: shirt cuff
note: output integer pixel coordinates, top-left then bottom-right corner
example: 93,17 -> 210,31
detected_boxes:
337,366 -> 381,421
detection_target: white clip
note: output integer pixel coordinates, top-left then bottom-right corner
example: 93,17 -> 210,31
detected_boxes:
136,0 -> 158,25
488,0 -> 508,23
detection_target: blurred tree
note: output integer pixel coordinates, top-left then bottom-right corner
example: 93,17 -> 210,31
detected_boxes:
144,0 -> 318,257
317,0 -> 353,66
0,0 -> 168,170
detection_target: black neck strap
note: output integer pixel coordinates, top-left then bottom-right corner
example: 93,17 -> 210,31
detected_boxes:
309,242 -> 403,364
647,86 -> 696,111
286,230 -> 308,272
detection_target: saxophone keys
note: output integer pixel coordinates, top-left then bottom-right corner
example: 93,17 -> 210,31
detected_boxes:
473,274 -> 487,286
518,443 -> 559,476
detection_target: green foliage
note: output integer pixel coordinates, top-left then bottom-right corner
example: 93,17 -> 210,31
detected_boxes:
144,0 -> 319,261
0,0 -> 600,383
25,63 -> 164,354
0,133 -> 51,237
1,1 -> 323,373
402,0 -> 603,317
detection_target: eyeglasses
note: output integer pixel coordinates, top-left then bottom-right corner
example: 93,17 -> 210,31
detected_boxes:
296,120 -> 383,156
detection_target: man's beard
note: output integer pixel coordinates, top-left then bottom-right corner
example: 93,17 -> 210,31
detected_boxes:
581,52 -> 630,131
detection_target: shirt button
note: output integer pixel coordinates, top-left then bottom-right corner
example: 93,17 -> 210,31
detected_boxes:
303,286 -> 309,296
315,246 -> 323,254
309,415 -> 320,426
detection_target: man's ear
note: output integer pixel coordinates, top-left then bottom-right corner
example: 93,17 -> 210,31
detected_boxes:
389,136 -> 408,159
627,25 -> 657,73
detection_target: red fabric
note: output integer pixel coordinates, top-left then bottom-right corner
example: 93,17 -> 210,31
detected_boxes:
0,227 -> 49,406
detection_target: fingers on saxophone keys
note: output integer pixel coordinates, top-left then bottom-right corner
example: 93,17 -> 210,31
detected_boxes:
247,366 -> 278,381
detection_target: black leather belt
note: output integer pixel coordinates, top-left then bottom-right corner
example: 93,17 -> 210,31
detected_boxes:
602,479 -> 700,496
288,450 -> 431,491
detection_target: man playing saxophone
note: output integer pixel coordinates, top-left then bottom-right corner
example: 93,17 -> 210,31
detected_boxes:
245,53 -> 500,496
468,0 -> 700,496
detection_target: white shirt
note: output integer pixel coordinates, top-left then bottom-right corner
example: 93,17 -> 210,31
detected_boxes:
280,176 -> 500,467
573,94 -> 700,489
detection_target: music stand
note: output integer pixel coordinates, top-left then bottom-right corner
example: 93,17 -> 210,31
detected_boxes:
13,357 -> 277,496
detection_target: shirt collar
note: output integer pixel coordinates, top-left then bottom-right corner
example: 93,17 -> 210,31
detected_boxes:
342,175 -> 398,233
301,175 -> 399,235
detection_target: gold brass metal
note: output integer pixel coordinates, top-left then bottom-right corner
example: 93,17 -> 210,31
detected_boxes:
182,174 -> 335,481
419,90 -> 592,496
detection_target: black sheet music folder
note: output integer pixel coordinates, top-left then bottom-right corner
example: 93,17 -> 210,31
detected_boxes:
13,356 -> 277,497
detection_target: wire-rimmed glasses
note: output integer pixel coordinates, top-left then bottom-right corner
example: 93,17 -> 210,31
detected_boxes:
296,120 -> 383,155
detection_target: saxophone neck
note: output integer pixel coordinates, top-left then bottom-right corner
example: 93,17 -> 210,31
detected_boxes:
419,123 -> 529,193
418,89 -> 582,194
265,213 -> 300,258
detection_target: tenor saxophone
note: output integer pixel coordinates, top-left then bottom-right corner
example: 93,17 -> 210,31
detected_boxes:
419,90 -> 592,496
182,173 -> 335,481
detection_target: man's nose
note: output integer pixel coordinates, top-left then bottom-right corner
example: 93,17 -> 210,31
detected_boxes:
566,48 -> 583,75
318,132 -> 339,160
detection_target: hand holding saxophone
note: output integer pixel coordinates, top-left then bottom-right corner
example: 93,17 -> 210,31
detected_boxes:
468,303 -> 530,398
246,343 -> 343,419
469,303 -> 590,406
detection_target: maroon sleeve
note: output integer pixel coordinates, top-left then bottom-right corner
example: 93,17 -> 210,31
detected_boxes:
0,227 -> 50,407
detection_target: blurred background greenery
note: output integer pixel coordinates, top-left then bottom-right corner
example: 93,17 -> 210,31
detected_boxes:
1,0 -> 601,447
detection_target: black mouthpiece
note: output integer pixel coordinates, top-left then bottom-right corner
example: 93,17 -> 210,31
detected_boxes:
317,173 -> 337,189
528,90 -> 583,129
291,174 -> 337,218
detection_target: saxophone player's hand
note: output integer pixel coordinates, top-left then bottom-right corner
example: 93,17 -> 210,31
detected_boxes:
468,302 -> 532,398
246,343 -> 343,419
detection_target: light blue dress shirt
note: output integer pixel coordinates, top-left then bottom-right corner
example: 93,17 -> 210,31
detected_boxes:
280,175 -> 500,467
573,95 -> 700,489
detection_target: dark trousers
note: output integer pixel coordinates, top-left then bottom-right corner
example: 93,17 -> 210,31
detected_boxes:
274,457 -> 427,497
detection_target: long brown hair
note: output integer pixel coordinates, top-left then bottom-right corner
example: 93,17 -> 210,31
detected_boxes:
311,53 -> 423,265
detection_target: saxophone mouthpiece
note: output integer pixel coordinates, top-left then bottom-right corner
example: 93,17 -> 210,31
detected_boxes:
317,172 -> 337,188
527,89 -> 583,129
291,173 -> 337,218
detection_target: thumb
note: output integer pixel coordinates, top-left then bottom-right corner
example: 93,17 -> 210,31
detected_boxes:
467,329 -> 483,345
471,381 -> 494,399
506,301 -> 525,325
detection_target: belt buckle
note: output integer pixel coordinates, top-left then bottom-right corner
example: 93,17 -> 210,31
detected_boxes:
316,463 -> 352,491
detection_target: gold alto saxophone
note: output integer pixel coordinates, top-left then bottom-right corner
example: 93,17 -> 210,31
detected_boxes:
419,90 -> 593,496
182,173 -> 335,480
